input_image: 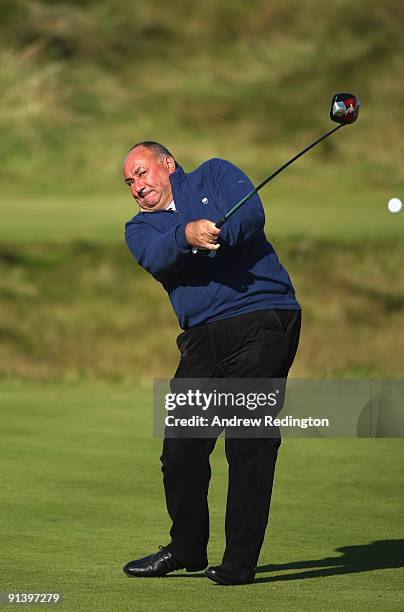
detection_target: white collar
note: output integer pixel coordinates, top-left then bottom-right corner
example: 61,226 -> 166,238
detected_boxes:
140,200 -> 176,213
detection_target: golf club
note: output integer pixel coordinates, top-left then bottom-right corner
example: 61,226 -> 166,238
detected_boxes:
192,93 -> 360,256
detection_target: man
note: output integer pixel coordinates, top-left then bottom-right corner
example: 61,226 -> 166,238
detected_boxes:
122,141 -> 301,585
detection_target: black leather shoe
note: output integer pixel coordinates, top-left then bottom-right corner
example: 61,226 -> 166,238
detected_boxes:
123,546 -> 207,578
206,562 -> 255,585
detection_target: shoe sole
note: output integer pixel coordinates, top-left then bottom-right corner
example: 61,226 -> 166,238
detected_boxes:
123,565 -> 207,578
205,569 -> 254,586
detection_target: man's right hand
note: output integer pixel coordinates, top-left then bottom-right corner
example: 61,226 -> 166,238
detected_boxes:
185,220 -> 221,251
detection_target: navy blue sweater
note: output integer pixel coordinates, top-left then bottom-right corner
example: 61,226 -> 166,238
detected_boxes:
125,158 -> 300,330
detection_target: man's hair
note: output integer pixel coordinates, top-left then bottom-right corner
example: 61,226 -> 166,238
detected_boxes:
128,141 -> 178,168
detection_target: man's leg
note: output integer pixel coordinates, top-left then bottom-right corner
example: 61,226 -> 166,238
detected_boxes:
222,436 -> 281,567
161,324 -> 219,566
161,437 -> 217,565
124,324 -> 218,577
214,310 -> 301,572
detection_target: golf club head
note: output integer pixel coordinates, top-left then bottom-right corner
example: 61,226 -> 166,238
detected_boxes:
330,93 -> 360,124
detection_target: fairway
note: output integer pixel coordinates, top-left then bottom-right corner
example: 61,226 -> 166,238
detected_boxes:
1,385 -> 403,611
2,177 -> 403,243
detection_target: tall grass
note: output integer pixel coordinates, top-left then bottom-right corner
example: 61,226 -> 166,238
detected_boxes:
1,0 -> 404,192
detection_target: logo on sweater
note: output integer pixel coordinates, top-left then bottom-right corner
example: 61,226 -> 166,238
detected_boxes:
201,197 -> 208,204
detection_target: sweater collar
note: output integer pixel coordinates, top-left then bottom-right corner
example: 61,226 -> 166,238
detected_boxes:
169,165 -> 187,190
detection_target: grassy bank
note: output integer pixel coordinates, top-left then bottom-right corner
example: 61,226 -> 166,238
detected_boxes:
1,0 -> 404,194
1,239 -> 403,382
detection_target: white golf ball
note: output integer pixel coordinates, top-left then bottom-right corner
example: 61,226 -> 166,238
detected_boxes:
387,197 -> 402,213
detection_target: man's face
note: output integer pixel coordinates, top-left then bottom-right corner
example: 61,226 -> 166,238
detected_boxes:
123,146 -> 176,211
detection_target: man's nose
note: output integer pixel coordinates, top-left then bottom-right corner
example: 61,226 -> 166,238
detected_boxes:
130,179 -> 144,196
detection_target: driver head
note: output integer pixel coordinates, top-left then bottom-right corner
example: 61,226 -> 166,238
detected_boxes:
330,93 -> 360,124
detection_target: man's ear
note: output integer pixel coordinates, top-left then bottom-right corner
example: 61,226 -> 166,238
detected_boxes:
164,156 -> 176,175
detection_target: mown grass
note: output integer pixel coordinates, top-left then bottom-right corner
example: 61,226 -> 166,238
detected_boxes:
0,239 -> 403,382
0,384 -> 403,611
1,163 -> 403,243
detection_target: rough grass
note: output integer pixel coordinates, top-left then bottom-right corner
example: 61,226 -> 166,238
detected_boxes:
0,239 -> 403,382
1,0 -> 404,192
0,384 -> 403,611
2,1 -> 403,387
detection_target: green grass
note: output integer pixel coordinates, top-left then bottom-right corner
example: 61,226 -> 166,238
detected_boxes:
0,383 -> 403,611
2,156 -> 404,244
1,239 -> 403,382
1,0 -> 404,193
2,5 -> 403,608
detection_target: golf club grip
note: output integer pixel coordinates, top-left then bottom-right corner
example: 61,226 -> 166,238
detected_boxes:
215,216 -> 227,229
191,216 -> 227,255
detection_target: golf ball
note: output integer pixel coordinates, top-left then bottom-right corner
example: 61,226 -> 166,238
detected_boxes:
387,197 -> 402,213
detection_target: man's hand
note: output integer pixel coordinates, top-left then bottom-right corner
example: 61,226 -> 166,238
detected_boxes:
185,220 -> 221,251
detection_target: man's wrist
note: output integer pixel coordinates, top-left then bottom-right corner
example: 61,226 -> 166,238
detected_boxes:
175,224 -> 192,252
185,221 -> 195,246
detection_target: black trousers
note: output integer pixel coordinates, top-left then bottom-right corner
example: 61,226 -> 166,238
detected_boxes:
160,308 -> 301,568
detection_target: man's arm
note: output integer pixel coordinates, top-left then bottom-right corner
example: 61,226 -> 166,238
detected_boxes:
210,159 -> 265,245
125,217 -> 221,280
125,220 -> 191,280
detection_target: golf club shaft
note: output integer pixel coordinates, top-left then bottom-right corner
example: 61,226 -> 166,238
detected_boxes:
215,123 -> 343,228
